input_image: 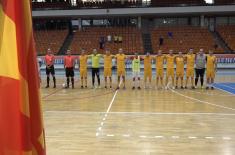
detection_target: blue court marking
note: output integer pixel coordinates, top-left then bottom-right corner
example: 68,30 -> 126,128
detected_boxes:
213,83 -> 235,95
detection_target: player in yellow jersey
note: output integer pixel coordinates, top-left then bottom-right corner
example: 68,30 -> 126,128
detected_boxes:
175,51 -> 185,89
165,50 -> 175,89
115,48 -> 126,89
155,50 -> 165,89
143,52 -> 153,88
206,51 -> 217,90
103,49 -> 114,89
185,48 -> 195,89
79,49 -> 88,88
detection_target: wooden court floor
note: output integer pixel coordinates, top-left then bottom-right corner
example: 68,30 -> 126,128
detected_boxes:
41,74 -> 235,155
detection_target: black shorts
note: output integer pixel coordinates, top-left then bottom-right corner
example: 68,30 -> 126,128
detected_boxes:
92,68 -> 100,77
195,68 -> 205,78
65,67 -> 74,77
46,65 -> 55,75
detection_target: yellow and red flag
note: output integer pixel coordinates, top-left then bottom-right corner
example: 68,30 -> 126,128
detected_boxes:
0,0 -> 46,155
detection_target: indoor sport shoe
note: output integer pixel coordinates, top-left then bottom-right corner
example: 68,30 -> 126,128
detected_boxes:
138,87 -> 141,90
132,86 -> 135,90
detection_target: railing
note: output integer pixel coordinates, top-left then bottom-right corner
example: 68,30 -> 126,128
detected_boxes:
32,1 -> 235,10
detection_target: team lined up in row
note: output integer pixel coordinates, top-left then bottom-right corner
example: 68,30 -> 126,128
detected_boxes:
42,48 -> 217,90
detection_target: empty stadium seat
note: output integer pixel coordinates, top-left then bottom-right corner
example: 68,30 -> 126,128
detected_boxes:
151,26 -> 224,54
70,27 -> 144,55
34,30 -> 68,55
217,25 -> 235,51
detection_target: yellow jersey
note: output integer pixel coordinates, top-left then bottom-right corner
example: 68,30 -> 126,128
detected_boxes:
104,55 -> 113,69
166,55 -> 175,69
176,57 -> 184,70
144,56 -> 152,70
79,55 -> 88,69
116,54 -> 126,70
156,55 -> 164,70
186,54 -> 195,68
207,55 -> 216,70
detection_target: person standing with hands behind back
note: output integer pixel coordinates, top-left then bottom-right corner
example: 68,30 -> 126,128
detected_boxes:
45,48 -> 56,88
195,49 -> 206,89
64,50 -> 75,89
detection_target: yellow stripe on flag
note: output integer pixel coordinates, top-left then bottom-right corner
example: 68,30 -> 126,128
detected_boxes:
0,5 -> 19,80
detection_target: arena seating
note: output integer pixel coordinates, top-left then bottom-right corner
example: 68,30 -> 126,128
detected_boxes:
151,26 -> 224,54
32,0 -> 235,10
32,1 -> 70,10
34,30 -> 68,55
214,0 -> 235,5
217,25 -> 235,51
151,0 -> 205,7
76,0 -> 142,8
70,27 -> 144,54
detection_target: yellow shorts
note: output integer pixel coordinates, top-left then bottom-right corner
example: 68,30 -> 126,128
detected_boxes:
80,69 -> 87,78
156,69 -> 164,78
176,69 -> 184,78
186,68 -> 194,77
104,68 -> 112,77
206,70 -> 215,78
117,69 -> 126,77
166,68 -> 174,78
144,69 -> 152,79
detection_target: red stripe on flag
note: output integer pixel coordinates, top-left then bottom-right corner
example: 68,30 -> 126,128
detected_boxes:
0,77 -> 31,154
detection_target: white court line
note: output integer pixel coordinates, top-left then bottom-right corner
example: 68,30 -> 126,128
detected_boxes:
172,136 -> 180,139
44,111 -> 235,116
96,80 -> 122,135
223,137 -> 231,140
169,88 -> 235,111
155,136 -> 164,138
123,134 -> 130,137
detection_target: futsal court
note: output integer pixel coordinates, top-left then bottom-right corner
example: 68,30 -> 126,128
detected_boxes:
41,70 -> 235,155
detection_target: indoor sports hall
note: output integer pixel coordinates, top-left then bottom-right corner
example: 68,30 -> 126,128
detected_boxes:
27,0 -> 235,154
